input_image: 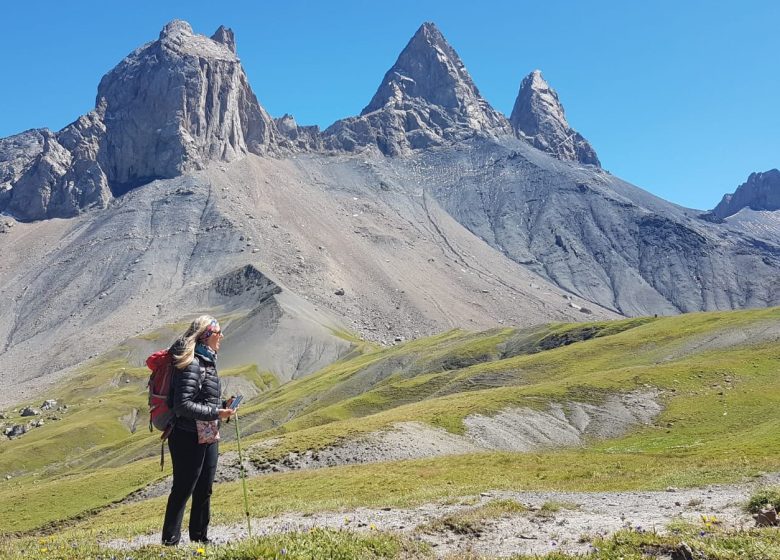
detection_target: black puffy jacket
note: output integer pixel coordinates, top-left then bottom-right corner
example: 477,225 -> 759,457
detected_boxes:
170,347 -> 221,433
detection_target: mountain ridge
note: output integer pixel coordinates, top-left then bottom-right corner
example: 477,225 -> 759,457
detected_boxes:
0,20 -> 607,219
711,169 -> 780,219
0,152 -> 614,404
2,19 -> 780,392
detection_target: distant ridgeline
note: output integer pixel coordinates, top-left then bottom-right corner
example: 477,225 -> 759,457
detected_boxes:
707,169 -> 780,220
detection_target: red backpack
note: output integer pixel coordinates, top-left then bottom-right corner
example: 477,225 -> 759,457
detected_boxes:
147,350 -> 176,469
146,349 -> 175,431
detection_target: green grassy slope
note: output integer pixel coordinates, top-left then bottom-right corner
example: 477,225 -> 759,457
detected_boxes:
0,325 -> 284,534
0,308 -> 779,538
237,309 -> 780,461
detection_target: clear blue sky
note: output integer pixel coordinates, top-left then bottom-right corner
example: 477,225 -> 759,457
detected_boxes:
2,0 -> 778,210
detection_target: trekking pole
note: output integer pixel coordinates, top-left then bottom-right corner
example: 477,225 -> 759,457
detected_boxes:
233,410 -> 252,538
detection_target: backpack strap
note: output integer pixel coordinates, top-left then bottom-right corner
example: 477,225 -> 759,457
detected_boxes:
159,423 -> 174,470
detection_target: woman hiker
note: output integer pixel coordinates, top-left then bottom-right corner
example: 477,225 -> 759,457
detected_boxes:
161,315 -> 236,546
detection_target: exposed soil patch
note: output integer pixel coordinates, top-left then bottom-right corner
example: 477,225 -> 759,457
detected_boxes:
239,389 -> 661,473
661,321 -> 780,362
465,390 -> 661,450
121,390 -> 661,505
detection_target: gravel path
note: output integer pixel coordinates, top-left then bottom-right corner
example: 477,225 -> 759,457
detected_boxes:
109,473 -> 779,557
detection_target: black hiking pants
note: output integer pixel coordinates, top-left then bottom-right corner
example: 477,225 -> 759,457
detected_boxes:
161,425 -> 219,545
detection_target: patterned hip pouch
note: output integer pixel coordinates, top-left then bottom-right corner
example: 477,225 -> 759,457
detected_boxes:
196,419 -> 220,444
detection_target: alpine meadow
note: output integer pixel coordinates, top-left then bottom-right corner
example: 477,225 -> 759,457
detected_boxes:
1,11 -> 780,560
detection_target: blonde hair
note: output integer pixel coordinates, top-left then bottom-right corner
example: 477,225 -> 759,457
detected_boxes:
173,314 -> 218,370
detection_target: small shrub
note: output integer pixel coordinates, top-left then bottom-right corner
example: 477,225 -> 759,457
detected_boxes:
420,499 -> 527,536
745,486 -> 780,513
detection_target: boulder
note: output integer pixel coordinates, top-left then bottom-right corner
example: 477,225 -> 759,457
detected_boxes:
5,424 -> 27,438
754,507 -> 778,527
41,399 -> 57,410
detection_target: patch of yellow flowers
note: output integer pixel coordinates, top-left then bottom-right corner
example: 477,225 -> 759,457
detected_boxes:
700,514 -> 721,528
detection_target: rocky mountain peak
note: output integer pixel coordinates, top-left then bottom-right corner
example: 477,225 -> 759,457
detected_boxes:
159,19 -> 194,40
415,22 -> 445,43
361,21 -> 474,114
96,19 -> 279,192
211,25 -> 237,53
510,70 -> 600,166
324,22 -> 510,155
0,20 -> 281,220
711,169 -> 780,219
150,20 -> 239,63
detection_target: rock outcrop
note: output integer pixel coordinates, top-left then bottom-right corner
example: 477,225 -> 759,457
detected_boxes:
274,114 -> 323,151
711,169 -> 780,219
0,20 -> 610,221
324,22 -> 512,155
1,123 -> 111,221
509,70 -> 600,166
0,20 -> 281,219
0,129 -> 47,204
97,19 -> 279,193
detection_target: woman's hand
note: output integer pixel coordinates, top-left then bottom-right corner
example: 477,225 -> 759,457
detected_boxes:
218,408 -> 236,420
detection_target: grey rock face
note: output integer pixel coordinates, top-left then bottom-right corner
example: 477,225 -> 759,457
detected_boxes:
425,137 -> 780,316
211,264 -> 281,302
1,129 -> 63,219
510,70 -> 600,166
0,20 -> 280,220
5,124 -> 111,221
96,19 -> 278,192
211,25 -> 236,53
711,169 -> 780,219
0,129 -> 47,196
324,22 -> 512,155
